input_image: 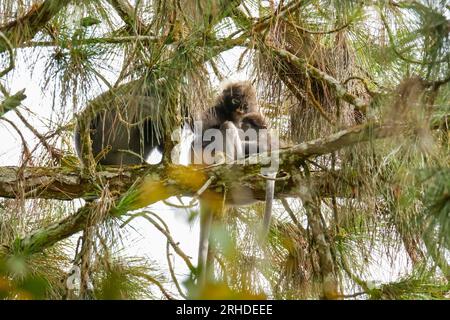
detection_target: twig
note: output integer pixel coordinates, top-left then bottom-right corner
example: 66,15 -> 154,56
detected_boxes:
107,0 -> 147,34
0,31 -> 14,77
20,35 -> 160,48
146,211 -> 189,299
343,76 -> 379,97
268,45 -> 368,113
189,176 -> 215,206
306,78 -> 335,124
133,271 -> 175,300
15,109 -> 60,161
0,117 -> 31,161
120,212 -> 195,272
378,10 -> 449,65
280,198 -> 305,234
163,199 -> 197,209
166,241 -> 187,299
292,20 -> 353,35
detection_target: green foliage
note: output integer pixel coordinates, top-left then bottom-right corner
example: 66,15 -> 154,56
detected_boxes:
422,169 -> 450,251
0,90 -> 26,116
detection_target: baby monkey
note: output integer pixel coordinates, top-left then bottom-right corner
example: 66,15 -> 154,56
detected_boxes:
240,111 -> 271,157
241,112 -> 276,240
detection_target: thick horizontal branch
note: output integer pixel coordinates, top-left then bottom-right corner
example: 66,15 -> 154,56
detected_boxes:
0,0 -> 71,53
0,122 -> 404,257
0,122 -> 402,203
0,165 -> 345,202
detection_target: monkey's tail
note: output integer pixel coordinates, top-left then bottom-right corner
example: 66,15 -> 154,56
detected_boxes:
261,172 -> 277,241
197,200 -> 213,287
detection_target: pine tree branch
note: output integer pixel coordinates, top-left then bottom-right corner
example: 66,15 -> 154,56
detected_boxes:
0,122 -> 405,258
107,0 -> 147,34
0,122 -> 403,202
0,0 -> 72,53
267,45 -> 369,113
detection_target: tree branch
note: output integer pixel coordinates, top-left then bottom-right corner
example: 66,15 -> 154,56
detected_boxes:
0,122 -> 402,201
267,45 -> 369,113
0,122 -> 404,257
107,0 -> 147,34
0,0 -> 72,53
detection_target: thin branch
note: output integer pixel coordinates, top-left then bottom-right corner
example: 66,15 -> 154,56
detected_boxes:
250,0 -> 305,33
133,211 -> 189,299
378,10 -> 449,65
267,45 -> 369,113
133,271 -> 175,300
292,20 -> 353,35
14,109 -> 60,161
0,31 -> 14,77
343,76 -> 380,97
121,212 -> 195,273
131,211 -> 190,299
20,35 -> 160,48
306,78 -> 335,124
0,117 -> 31,161
280,198 -> 306,236
107,0 -> 147,34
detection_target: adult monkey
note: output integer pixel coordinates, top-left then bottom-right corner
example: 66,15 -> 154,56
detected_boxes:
191,81 -> 277,286
191,81 -> 258,285
74,77 -> 171,166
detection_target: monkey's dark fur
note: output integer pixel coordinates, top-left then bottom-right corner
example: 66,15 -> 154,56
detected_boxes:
190,81 -> 260,163
74,81 -> 165,166
240,112 -> 271,156
194,81 -> 276,285
200,81 -> 258,132
76,81 -> 258,166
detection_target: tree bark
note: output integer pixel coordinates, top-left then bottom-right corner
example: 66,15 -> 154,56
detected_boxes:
0,122 -> 404,257
0,0 -> 72,53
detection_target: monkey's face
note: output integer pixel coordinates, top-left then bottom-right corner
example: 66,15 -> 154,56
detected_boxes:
222,82 -> 258,120
232,97 -> 248,115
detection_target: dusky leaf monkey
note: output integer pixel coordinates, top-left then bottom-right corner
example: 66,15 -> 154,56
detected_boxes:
191,81 -> 277,285
191,81 -> 259,284
74,78 -> 168,166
